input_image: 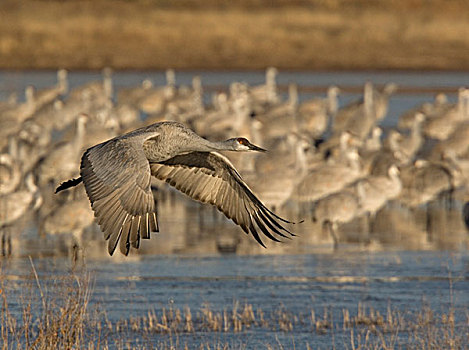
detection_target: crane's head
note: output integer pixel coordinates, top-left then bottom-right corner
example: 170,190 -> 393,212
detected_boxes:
228,137 -> 267,152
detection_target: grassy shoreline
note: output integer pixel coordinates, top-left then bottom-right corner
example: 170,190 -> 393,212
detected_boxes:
0,0 -> 468,70
1,265 -> 468,349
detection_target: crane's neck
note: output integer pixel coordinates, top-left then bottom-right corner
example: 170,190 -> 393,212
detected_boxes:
327,87 -> 339,116
388,133 -> 400,153
232,103 -> 248,133
57,69 -> 68,94
288,84 -> 298,107
25,174 -> 38,194
73,117 -> 87,152
103,68 -> 113,101
171,134 -> 236,154
364,82 -> 374,118
266,68 -> 277,103
294,142 -> 308,177
388,167 -> 402,194
410,118 -> 424,147
347,151 -> 361,172
204,139 -> 237,152
8,136 -> 18,159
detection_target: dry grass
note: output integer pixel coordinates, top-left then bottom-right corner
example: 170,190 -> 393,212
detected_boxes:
0,0 -> 468,70
1,261 -> 468,349
0,262 -> 95,349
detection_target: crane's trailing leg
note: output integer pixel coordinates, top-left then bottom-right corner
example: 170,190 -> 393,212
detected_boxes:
55,177 -> 83,193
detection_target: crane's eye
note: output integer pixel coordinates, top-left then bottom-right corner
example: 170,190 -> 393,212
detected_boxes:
237,138 -> 247,145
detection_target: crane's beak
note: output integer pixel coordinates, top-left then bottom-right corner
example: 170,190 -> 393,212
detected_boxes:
248,142 -> 267,152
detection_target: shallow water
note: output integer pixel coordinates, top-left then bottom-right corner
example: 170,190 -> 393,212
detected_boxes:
1,250 -> 468,347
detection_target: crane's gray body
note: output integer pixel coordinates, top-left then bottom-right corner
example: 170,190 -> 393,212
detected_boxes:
58,121 -> 293,256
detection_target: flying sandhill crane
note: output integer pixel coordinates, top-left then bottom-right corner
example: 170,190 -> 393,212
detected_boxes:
56,121 -> 296,256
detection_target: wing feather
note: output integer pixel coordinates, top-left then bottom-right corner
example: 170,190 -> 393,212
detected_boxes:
258,209 -> 290,239
249,219 -> 266,248
150,151 -> 294,246
148,212 -> 159,235
130,217 -> 141,247
139,215 -> 148,242
121,217 -> 133,248
108,226 -> 122,255
119,217 -> 131,256
253,212 -> 282,243
80,132 -> 159,255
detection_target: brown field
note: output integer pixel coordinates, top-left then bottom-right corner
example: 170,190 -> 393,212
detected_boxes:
0,0 -> 468,70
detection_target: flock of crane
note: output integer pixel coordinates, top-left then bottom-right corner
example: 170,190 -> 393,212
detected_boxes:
1,68 -> 468,257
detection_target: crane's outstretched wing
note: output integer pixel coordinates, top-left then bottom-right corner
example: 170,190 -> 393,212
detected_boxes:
150,152 -> 295,247
80,136 -> 159,256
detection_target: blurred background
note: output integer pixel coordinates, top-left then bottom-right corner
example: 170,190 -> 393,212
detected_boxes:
1,2 -> 469,348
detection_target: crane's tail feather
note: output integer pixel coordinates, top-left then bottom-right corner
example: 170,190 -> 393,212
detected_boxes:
55,177 -> 83,193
